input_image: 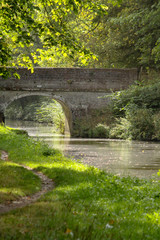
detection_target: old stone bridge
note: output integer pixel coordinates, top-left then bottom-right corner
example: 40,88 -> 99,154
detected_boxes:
0,68 -> 138,136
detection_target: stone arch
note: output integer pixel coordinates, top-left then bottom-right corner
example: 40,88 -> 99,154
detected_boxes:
2,91 -> 72,135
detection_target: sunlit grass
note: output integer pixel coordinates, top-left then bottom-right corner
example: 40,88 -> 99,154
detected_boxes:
0,125 -> 160,239
0,157 -> 41,204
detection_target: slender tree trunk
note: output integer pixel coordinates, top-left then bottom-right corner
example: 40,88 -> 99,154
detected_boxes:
0,111 -> 5,125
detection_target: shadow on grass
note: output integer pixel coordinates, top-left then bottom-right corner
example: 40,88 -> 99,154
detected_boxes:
0,164 -> 159,239
34,165 -> 150,203
0,163 -> 41,202
0,200 -> 160,240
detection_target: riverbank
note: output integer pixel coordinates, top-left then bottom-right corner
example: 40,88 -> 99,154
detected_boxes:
0,150 -> 54,214
0,125 -> 160,239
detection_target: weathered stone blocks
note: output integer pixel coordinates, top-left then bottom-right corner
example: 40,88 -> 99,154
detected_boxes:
0,68 -> 138,135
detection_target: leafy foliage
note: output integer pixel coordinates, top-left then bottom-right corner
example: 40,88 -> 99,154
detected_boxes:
111,81 -> 160,117
36,99 -> 65,134
84,0 -> 160,69
109,78 -> 160,140
92,123 -> 110,138
1,0 -> 160,70
0,0 -> 122,76
109,117 -> 131,139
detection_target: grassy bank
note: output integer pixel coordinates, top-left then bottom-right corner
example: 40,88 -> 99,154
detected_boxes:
0,125 -> 160,239
0,159 -> 41,204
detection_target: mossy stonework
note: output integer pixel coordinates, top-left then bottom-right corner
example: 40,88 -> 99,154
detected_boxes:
0,67 -> 137,136
73,107 -> 113,137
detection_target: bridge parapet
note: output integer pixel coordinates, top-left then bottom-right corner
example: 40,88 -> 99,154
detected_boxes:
0,68 -> 138,92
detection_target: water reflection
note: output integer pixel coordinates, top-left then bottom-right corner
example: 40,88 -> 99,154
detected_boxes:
6,119 -> 160,179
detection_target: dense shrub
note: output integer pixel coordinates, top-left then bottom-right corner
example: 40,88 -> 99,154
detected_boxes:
109,79 -> 160,141
111,81 -> 160,117
109,118 -> 131,140
126,108 -> 154,140
92,124 -> 110,138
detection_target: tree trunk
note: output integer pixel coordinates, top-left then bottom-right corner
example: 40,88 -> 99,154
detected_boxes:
0,111 -> 5,125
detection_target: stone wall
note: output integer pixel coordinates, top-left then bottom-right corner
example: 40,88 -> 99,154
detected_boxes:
0,90 -> 111,134
0,68 -> 138,92
0,68 -> 138,136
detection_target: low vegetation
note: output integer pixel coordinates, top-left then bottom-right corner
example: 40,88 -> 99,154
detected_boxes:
75,73 -> 160,141
108,74 -> 160,140
0,125 -> 160,239
0,160 -> 41,204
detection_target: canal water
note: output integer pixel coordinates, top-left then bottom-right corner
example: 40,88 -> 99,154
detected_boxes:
6,119 -> 160,179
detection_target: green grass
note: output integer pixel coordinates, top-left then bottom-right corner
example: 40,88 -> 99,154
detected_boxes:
0,160 -> 41,204
0,125 -> 160,239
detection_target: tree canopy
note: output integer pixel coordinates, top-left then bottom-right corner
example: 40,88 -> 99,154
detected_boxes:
84,0 -> 160,70
1,0 -> 160,74
0,0 -> 123,77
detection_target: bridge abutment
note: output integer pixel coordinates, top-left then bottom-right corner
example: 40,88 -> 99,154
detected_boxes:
71,107 -> 113,137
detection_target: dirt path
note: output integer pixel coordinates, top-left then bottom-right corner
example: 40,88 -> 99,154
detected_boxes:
0,151 -> 54,214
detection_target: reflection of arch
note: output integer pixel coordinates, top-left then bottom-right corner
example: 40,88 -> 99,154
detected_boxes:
4,92 -> 72,135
